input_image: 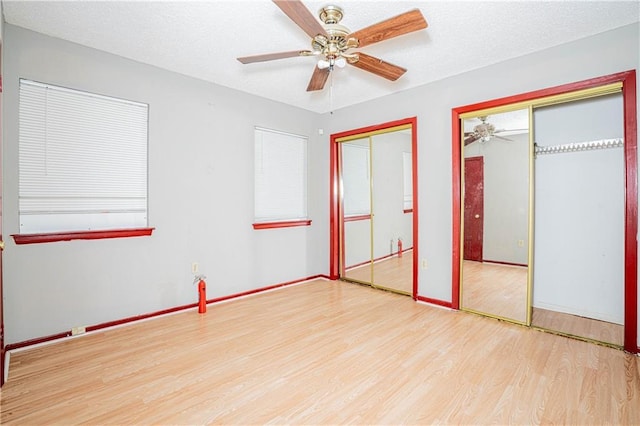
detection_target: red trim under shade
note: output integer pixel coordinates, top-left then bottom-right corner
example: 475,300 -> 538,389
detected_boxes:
483,260 -> 528,268
12,227 -> 154,245
252,220 -> 311,230
5,274 -> 331,352
452,70 -> 638,354
344,214 -> 371,222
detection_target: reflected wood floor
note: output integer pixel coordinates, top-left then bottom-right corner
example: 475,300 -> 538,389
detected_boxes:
462,260 -> 528,322
532,307 -> 624,347
2,279 -> 639,425
345,250 -> 413,294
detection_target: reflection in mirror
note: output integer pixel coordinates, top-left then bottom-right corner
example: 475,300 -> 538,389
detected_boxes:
339,127 -> 414,295
371,130 -> 413,294
460,108 -> 530,323
342,138 -> 373,284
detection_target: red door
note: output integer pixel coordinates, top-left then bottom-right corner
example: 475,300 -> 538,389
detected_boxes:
464,157 -> 484,261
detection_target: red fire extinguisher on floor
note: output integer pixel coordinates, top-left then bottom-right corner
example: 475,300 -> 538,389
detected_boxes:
195,275 -> 207,313
398,238 -> 403,258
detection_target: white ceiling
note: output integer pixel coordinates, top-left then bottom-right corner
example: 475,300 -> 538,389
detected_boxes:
2,1 -> 639,114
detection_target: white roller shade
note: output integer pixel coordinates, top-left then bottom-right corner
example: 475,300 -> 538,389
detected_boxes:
254,127 -> 308,222
403,151 -> 413,210
19,79 -> 148,233
342,143 -> 371,216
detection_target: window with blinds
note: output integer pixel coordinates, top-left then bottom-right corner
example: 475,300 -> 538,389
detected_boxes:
403,151 -> 413,211
342,143 -> 371,216
254,127 -> 308,224
18,79 -> 149,234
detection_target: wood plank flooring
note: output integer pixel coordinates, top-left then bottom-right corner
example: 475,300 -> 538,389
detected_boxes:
461,260 -> 624,346
532,307 -> 624,347
1,279 -> 639,424
461,260 -> 528,323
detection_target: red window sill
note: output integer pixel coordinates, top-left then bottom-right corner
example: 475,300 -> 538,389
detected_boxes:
344,214 -> 372,222
252,220 -> 311,230
12,227 -> 155,245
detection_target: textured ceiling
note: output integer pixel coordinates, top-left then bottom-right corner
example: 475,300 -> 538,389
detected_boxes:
2,0 -> 639,113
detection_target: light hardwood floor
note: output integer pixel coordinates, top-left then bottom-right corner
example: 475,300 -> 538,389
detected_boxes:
461,260 -> 624,346
1,279 -> 639,424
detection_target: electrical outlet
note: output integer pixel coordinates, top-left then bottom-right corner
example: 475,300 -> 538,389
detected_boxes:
421,259 -> 428,269
192,262 -> 199,274
71,326 -> 86,336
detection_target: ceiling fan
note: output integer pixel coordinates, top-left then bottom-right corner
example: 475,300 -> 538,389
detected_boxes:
237,0 -> 428,92
464,116 -> 527,145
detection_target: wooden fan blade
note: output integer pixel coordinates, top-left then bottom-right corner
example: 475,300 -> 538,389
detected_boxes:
307,66 -> 330,91
349,9 -> 427,48
464,134 -> 480,145
273,0 -> 328,39
349,52 -> 406,81
237,50 -> 309,64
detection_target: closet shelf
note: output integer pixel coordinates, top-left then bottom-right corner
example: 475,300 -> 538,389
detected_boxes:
535,138 -> 623,156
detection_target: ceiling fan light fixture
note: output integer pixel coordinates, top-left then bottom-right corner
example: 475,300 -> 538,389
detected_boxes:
317,59 -> 331,69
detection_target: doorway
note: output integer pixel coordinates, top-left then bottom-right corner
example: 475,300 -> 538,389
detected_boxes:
531,93 -> 625,346
330,117 -> 418,298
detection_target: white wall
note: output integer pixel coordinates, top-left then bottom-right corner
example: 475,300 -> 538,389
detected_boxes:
2,25 -> 328,344
324,24 -> 639,344
2,22 -> 639,349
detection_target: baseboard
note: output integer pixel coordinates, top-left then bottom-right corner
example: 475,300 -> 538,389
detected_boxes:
5,274 -> 329,353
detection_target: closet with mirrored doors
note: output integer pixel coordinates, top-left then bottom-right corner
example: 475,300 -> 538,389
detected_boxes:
453,71 -> 638,352
334,120 -> 416,296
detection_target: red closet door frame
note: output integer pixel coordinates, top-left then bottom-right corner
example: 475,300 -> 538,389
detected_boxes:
451,70 -> 638,354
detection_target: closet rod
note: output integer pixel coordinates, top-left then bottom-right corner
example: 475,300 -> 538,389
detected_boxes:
535,138 -> 623,156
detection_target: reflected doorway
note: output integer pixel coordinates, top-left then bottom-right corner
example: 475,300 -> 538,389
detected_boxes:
460,108 -> 531,325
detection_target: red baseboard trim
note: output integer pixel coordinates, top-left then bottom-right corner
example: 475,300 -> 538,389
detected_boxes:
346,248 -> 414,270
482,259 -> 528,268
5,331 -> 71,351
205,274 -> 329,304
85,302 -> 197,333
416,295 -> 452,308
5,274 -> 329,352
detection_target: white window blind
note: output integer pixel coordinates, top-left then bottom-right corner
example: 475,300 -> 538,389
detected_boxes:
254,127 -> 308,222
342,143 -> 371,216
19,79 -> 149,234
403,151 -> 413,210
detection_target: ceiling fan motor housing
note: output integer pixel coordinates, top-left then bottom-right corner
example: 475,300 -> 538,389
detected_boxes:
314,5 -> 358,61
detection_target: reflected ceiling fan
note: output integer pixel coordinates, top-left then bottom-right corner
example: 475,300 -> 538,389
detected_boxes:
464,116 -> 526,145
237,0 -> 428,91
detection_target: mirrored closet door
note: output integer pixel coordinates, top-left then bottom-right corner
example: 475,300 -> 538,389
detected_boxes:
459,108 -> 532,324
339,125 -> 414,296
453,73 -> 636,351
